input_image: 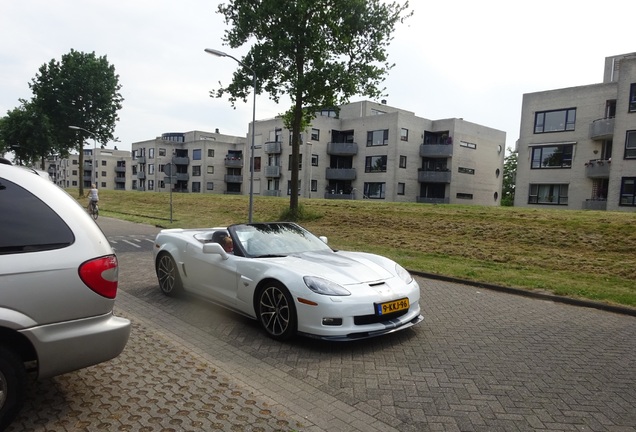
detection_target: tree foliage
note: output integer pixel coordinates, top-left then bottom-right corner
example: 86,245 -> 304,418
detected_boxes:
213,0 -> 412,216
28,49 -> 124,195
501,148 -> 517,206
0,101 -> 54,168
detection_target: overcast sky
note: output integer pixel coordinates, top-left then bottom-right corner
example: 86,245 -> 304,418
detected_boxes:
1,0 -> 634,153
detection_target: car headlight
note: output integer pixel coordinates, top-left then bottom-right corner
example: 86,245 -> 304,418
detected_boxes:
303,276 -> 351,296
395,264 -> 413,284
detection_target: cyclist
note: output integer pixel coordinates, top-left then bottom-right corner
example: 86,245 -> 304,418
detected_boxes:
87,184 -> 99,213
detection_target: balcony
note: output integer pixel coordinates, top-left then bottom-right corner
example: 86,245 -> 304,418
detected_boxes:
263,141 -> 282,154
584,159 -> 610,178
420,144 -> 453,158
174,173 -> 189,181
418,169 -> 451,183
224,174 -> 243,183
325,192 -> 355,200
417,196 -> 449,204
115,166 -> 126,173
326,168 -> 356,180
135,156 -> 146,164
262,190 -> 281,197
589,117 -> 615,140
115,177 -> 126,183
265,165 -> 281,177
173,156 -> 190,165
582,199 -> 607,211
224,158 -> 243,168
137,172 -> 146,179
327,142 -> 358,156
83,162 -> 93,170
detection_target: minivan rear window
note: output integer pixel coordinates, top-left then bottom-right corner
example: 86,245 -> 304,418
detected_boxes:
0,177 -> 74,254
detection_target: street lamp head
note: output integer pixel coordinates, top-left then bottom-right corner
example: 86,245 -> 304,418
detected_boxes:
68,125 -> 80,130
204,48 -> 227,57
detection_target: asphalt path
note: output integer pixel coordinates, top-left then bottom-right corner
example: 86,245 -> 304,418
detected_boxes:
9,217 -> 636,432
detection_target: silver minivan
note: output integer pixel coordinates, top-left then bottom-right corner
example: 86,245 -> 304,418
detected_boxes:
0,162 -> 131,428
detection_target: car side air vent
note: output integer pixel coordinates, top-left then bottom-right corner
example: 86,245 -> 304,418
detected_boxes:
368,282 -> 385,287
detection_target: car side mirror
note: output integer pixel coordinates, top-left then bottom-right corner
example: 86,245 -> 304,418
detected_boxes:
202,242 -> 230,260
319,236 -> 328,244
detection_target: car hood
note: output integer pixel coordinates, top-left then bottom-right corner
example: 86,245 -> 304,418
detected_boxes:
281,250 -> 395,285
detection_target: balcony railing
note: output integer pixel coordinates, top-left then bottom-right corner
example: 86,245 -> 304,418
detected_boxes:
173,156 -> 190,165
589,117 -> 615,140
325,192 -> 355,200
584,159 -> 610,178
326,168 -> 356,180
115,166 -> 126,173
263,141 -> 282,154
224,174 -> 243,183
175,173 -> 189,181
418,169 -> 451,183
420,144 -> 453,158
137,172 -> 146,179
327,142 -> 358,156
265,165 -> 281,177
582,199 -> 607,211
224,158 -> 243,168
262,190 -> 281,197
135,156 -> 146,164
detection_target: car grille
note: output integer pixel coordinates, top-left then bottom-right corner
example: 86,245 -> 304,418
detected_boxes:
354,309 -> 408,326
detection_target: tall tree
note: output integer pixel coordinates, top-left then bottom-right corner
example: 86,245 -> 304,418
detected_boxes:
213,0 -> 412,218
29,49 -> 123,195
501,148 -> 517,206
0,102 -> 55,168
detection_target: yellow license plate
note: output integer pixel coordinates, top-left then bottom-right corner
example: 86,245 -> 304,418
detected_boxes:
376,298 -> 409,316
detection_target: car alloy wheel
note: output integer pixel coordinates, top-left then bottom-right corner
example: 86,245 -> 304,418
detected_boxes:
157,254 -> 182,296
0,347 -> 26,430
257,282 -> 297,341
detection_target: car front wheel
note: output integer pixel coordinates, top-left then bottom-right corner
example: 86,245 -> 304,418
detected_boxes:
156,253 -> 183,296
0,346 -> 26,430
257,282 -> 297,341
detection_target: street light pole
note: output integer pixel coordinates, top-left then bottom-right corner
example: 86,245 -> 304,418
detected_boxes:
204,48 -> 256,223
69,125 -> 98,187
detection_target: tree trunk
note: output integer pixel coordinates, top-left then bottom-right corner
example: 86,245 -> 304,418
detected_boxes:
289,98 -> 304,213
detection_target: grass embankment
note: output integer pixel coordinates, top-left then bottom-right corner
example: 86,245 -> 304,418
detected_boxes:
76,189 -> 636,308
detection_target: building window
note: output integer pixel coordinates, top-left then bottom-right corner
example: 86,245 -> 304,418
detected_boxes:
192,182 -> 201,193
193,149 -> 202,160
400,128 -> 408,141
101,160 -> 107,166
459,141 -> 477,149
207,166 -> 214,174
159,148 -> 166,156
364,182 -> 386,199
254,156 -> 261,172
528,184 -> 569,205
365,155 -> 387,172
620,177 -> 636,206
458,167 -> 475,175
192,166 -> 201,176
287,180 -> 301,195
367,130 -> 389,146
148,164 -> 155,174
534,108 -> 576,133
399,155 -> 407,168
629,84 -> 636,112
149,148 -> 155,159
456,193 -> 473,200
159,180 -> 165,188
397,183 -> 405,195
311,179 -> 317,192
206,182 -> 214,191
208,149 -> 215,158
625,131 -> 636,159
148,180 -> 154,190
72,170 -> 77,176
311,128 -> 320,141
311,154 -> 319,166
531,144 -> 573,168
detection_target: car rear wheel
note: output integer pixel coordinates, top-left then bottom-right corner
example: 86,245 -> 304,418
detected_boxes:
0,346 -> 26,430
257,282 -> 297,341
157,253 -> 183,296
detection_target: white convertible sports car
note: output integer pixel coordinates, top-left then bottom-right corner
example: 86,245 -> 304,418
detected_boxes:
153,222 -> 423,341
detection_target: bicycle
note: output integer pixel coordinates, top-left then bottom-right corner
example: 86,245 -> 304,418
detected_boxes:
88,200 -> 99,220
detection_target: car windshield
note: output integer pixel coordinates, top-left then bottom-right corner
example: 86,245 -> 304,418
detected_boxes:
229,222 -> 331,257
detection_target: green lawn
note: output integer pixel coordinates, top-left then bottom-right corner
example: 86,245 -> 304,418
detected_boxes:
77,189 -> 636,309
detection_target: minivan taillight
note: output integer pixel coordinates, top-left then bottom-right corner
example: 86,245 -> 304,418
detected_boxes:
79,255 -> 119,299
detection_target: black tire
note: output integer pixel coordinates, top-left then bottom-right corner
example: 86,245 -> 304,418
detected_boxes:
156,253 -> 183,296
256,282 -> 297,341
0,346 -> 26,431
92,204 -> 99,220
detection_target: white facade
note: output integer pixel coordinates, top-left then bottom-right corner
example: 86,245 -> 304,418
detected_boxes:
514,52 -> 636,212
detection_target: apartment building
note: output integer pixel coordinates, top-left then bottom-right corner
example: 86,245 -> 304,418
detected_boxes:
514,52 -> 636,212
131,130 -> 247,193
251,100 -> 506,205
45,146 -> 132,190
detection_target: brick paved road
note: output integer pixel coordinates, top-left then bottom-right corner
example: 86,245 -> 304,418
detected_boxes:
8,218 -> 636,431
